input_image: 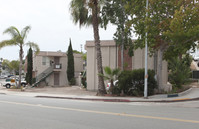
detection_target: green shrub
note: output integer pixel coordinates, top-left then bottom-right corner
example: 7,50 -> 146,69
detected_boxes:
168,55 -> 192,89
118,69 -> 157,96
117,70 -> 132,94
81,71 -> 87,88
32,78 -> 36,84
112,83 -> 120,95
81,77 -> 87,88
69,78 -> 76,85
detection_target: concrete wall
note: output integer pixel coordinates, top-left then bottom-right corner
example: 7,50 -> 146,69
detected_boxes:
86,40 -> 117,91
85,40 -> 168,91
86,40 -> 118,90
74,54 -> 84,85
132,48 -> 168,85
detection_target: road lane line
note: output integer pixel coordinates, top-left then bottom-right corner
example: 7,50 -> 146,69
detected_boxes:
0,100 -> 199,124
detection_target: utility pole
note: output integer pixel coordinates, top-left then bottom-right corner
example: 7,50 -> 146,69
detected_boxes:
144,0 -> 148,98
80,44 -> 82,53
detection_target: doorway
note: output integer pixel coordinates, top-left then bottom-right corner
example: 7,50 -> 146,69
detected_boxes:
54,72 -> 60,85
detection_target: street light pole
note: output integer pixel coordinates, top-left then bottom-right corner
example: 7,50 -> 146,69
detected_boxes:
144,0 -> 149,98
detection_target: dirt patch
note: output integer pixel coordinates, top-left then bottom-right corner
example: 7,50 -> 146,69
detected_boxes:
25,86 -> 97,96
189,82 -> 199,88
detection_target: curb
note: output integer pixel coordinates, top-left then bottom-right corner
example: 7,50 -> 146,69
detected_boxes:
167,94 -> 178,98
36,95 -> 199,103
36,96 -> 131,102
167,87 -> 193,98
130,97 -> 199,103
0,93 -> 6,95
178,88 -> 193,96
149,87 -> 194,98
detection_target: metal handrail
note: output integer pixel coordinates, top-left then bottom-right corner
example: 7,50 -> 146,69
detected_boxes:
36,65 -> 54,82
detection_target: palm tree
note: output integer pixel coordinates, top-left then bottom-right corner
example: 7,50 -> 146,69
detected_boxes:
0,26 -> 39,88
99,66 -> 120,94
70,0 -> 106,95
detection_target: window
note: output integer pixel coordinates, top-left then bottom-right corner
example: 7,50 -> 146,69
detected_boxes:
42,56 -> 50,66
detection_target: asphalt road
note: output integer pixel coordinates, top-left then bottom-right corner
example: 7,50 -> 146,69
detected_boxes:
0,94 -> 199,129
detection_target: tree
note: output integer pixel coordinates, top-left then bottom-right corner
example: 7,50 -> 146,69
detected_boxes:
73,50 -> 82,54
82,52 -> 87,61
168,54 -> 192,88
9,60 -> 20,74
0,26 -> 40,88
99,66 -> 120,94
1,59 -> 19,75
1,59 -> 19,86
125,0 -> 199,92
164,3 -> 199,60
70,0 -> 106,95
67,39 -> 75,85
26,47 -> 33,85
1,59 -> 9,71
102,0 -> 133,70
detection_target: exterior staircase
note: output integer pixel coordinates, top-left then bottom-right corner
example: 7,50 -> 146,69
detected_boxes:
32,66 -> 54,87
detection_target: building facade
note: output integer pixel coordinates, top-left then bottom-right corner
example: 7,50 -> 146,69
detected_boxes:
85,40 -> 169,91
30,51 -> 83,86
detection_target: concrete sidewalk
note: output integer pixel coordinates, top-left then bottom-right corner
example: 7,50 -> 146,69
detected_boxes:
0,85 -> 199,102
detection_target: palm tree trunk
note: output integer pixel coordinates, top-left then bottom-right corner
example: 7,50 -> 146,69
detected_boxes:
14,70 -> 17,87
18,44 -> 23,88
92,0 -> 106,95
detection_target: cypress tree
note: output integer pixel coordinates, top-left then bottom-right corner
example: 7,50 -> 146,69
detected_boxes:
26,47 -> 33,85
67,39 -> 75,85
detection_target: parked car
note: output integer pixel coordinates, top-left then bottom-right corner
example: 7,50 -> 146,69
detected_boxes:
0,75 -> 7,79
106,80 -> 118,91
2,78 -> 27,88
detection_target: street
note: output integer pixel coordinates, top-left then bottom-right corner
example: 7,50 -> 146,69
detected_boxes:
0,94 -> 199,129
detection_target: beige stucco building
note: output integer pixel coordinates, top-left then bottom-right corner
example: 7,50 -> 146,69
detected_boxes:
85,40 -> 169,91
30,51 -> 83,86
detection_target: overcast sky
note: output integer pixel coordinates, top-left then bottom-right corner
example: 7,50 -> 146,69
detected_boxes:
0,0 -> 116,61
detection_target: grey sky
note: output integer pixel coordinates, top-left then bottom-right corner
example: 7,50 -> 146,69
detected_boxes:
0,0 -> 116,61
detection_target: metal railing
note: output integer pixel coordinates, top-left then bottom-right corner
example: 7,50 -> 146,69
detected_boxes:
36,66 -> 54,81
32,65 -> 54,87
32,63 -> 62,87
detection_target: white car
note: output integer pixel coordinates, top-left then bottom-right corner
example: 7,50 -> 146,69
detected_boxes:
2,78 -> 27,88
0,75 -> 7,79
106,80 -> 118,91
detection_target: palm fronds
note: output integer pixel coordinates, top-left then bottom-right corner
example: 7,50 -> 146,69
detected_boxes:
26,42 -> 40,54
21,26 -> 31,40
0,40 -> 18,49
3,26 -> 20,38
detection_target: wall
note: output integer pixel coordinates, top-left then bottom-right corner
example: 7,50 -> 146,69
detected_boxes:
85,40 -> 168,91
74,54 -> 83,85
86,40 -> 117,91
